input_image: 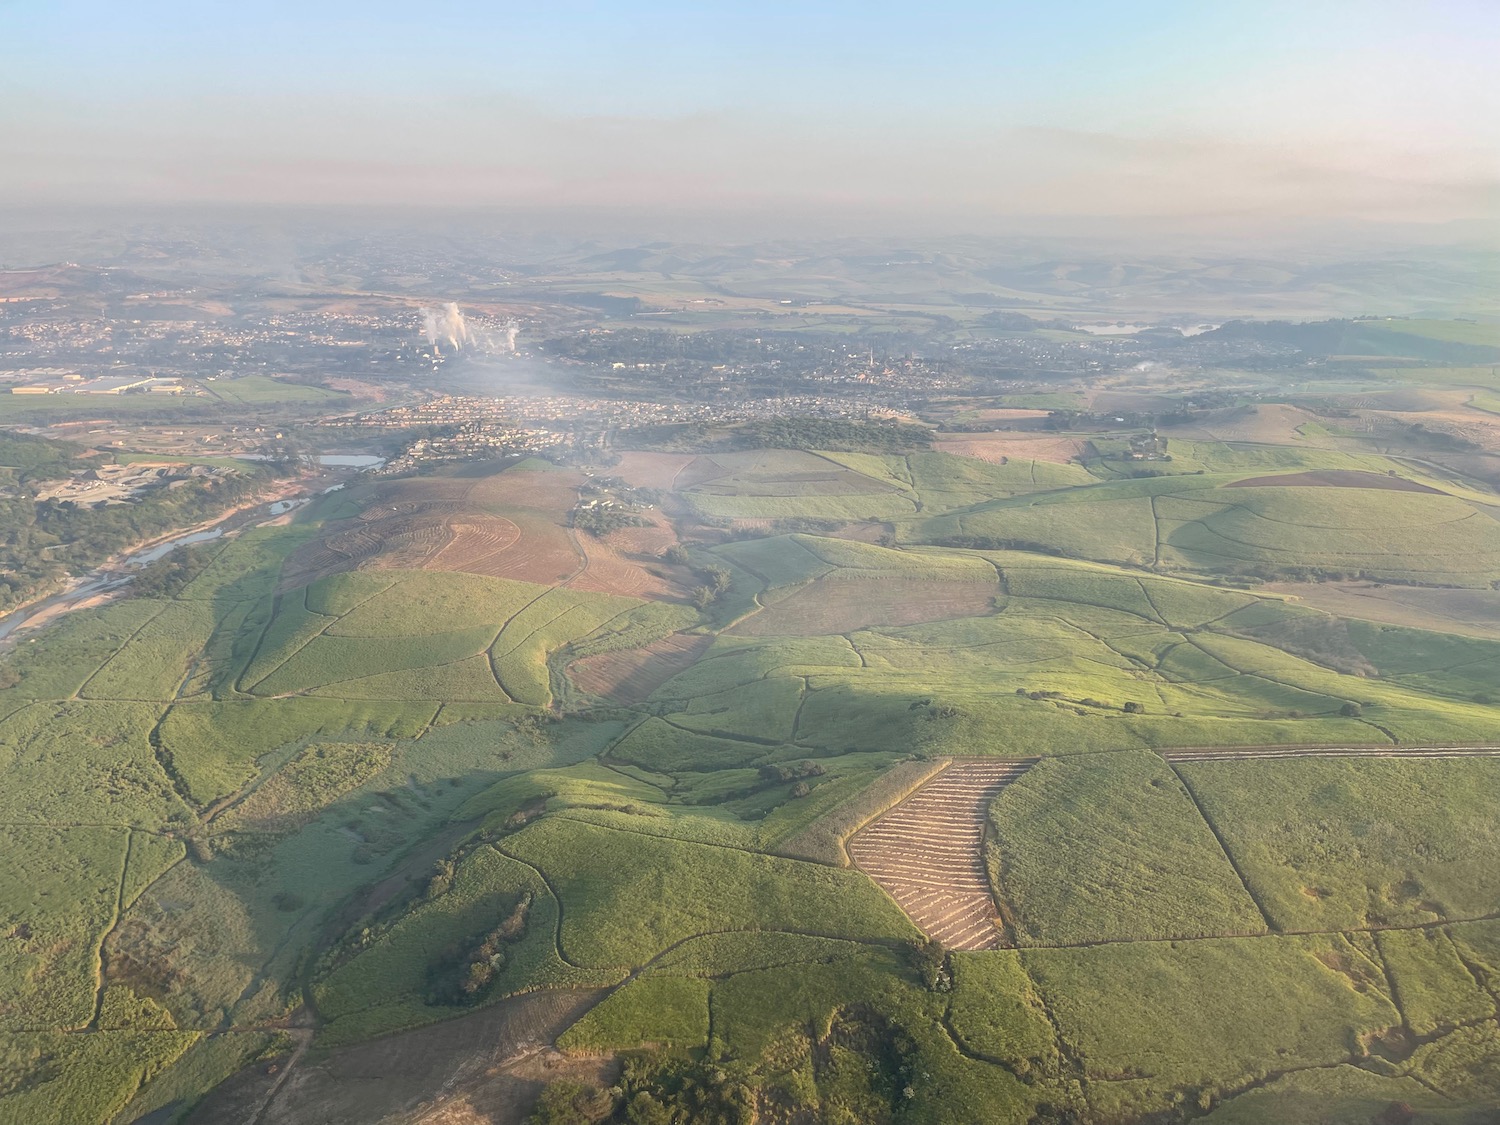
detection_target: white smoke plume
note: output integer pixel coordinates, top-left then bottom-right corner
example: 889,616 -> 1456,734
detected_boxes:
503,321 -> 519,353
419,302 -> 470,351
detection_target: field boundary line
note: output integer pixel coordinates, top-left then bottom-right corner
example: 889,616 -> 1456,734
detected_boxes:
148,706 -> 197,812
548,811 -> 813,863
233,589 -> 287,695
86,826 -> 133,1031
1162,742 -> 1500,756
1371,930 -> 1413,1039
596,760 -> 671,796
484,584 -> 560,693
241,576 -> 394,695
805,449 -> 913,496
789,676 -> 812,742
1135,576 -> 1170,626
1163,757 -> 1278,934
1149,493 -> 1163,567
0,819 -> 177,833
1447,933 -> 1500,1007
1011,951 -> 1088,1095
74,600 -> 171,700
489,841 -> 587,970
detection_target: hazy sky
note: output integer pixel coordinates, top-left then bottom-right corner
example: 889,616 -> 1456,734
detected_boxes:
2,0 -> 1497,230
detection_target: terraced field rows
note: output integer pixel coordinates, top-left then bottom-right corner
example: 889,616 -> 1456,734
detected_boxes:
848,759 -> 1033,951
1165,745 -> 1500,762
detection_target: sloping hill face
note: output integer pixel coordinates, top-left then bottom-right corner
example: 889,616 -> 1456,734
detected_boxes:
279,461 -> 689,601
1158,486 -> 1500,585
912,472 -> 1500,586
282,462 -> 584,589
12,431 -> 1500,1125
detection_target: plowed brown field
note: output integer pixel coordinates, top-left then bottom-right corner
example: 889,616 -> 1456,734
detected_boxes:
935,433 -> 1088,465
567,632 -> 714,702
571,512 -> 689,600
848,759 -> 1033,951
730,577 -> 999,636
281,465 -> 597,589
611,451 -> 698,490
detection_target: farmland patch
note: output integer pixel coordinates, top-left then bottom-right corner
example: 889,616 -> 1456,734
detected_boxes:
848,760 -> 1032,951
1176,755 -> 1500,931
731,576 -> 999,636
1024,936 -> 1399,1118
987,751 -> 1267,944
279,462 -> 587,590
567,632 -> 713,703
935,432 -> 1089,465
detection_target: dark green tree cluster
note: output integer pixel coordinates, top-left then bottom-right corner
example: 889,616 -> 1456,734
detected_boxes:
691,565 -> 733,610
733,418 -> 932,453
425,892 -> 532,1006
0,465 -> 270,612
129,544 -> 216,599
574,506 -> 653,536
527,1056 -> 756,1125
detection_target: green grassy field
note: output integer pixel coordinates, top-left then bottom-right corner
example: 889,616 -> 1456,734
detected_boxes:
1024,936 -> 1401,1118
3,444 -> 1500,1124
1177,756 -> 1500,931
987,751 -> 1267,944
202,375 -> 351,405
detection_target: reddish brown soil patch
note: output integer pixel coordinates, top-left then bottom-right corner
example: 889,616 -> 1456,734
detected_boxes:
670,451 -> 898,497
281,508 -> 461,589
280,467 -> 586,590
567,633 -> 713,703
1226,470 -> 1444,493
571,511 -> 689,600
848,760 -> 1032,950
570,534 -> 672,598
730,577 -> 999,636
414,1053 -> 618,1125
1185,404 -> 1326,444
1264,581 -> 1500,640
604,516 -> 677,558
955,408 -> 1052,425
824,521 -> 891,543
282,463 -> 693,595
692,470 -> 896,497
439,511 -> 579,585
426,518 -> 525,572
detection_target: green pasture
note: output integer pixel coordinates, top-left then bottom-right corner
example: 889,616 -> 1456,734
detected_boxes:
987,750 -> 1266,944
204,375 -> 349,405
1025,936 -> 1400,1118
907,469 -> 1500,586
2,447 -> 1500,1123
1178,756 -> 1500,931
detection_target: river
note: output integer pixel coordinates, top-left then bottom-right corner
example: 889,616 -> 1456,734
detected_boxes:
0,489 -> 325,645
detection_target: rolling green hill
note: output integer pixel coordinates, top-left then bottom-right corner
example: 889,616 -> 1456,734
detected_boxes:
2,452 -> 1498,1125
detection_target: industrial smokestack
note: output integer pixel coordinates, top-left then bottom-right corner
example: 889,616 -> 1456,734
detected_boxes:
419,302 -> 470,351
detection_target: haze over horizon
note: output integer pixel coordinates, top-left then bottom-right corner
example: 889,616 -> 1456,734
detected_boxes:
3,0 -> 1497,239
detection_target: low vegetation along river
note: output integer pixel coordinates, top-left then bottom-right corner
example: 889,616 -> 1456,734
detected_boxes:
0,485 -> 340,646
